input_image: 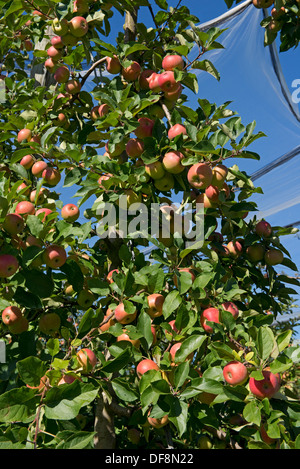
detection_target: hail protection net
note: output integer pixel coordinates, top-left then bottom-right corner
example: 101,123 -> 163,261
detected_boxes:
190,1 -> 300,329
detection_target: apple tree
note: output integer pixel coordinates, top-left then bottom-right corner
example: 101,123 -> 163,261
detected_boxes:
0,0 -> 299,450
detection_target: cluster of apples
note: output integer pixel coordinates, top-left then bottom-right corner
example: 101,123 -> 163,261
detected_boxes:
252,0 -> 286,33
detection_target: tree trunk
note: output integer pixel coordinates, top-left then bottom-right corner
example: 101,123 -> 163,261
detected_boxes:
30,26 -> 56,88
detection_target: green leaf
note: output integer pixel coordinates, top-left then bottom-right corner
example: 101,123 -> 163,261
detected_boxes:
174,334 -> 206,363
174,361 -> 190,389
162,290 -> 182,319
56,431 -> 95,450
23,269 -> 54,298
257,326 -> 276,361
0,388 -> 39,423
17,356 -> 47,387
44,381 -> 98,420
112,378 -> 139,402
191,59 -> 220,81
101,348 -> 132,374
243,401 -> 261,427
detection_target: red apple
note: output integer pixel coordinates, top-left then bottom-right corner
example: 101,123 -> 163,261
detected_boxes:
249,370 -> 281,399
255,220 -> 272,238
187,163 -> 213,190
223,361 -> 248,386
205,185 -> 220,202
2,305 -> 22,325
221,301 -> 239,319
126,138 -> 144,158
122,61 -> 141,82
162,54 -> 184,71
39,312 -> 61,335
200,307 -> 220,333
20,154 -> 34,169
162,151 -> 184,174
106,55 -> 121,74
158,70 -> 178,92
136,358 -> 159,378
51,35 -> 64,49
54,66 -> 70,84
134,117 -> 154,139
139,69 -> 155,90
31,160 -> 48,177
168,123 -> 187,140
3,213 -> 25,235
227,240 -> 243,259
114,302 -> 137,324
76,348 -> 97,374
0,254 -> 19,278
164,82 -> 182,102
17,128 -> 32,143
147,293 -> 165,319
98,103 -> 110,118
42,167 -> 61,186
15,201 -> 35,217
45,58 -> 57,72
47,45 -> 63,61
61,203 -> 80,222
69,16 -> 89,37
147,414 -> 169,429
148,73 -> 161,92
30,188 -> 47,204
65,79 -> 81,95
35,208 -> 53,223
117,331 -> 140,348
106,269 -> 119,284
43,244 -> 67,268
8,316 -> 28,334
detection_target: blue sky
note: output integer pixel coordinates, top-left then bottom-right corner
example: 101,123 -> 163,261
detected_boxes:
62,1 -> 300,336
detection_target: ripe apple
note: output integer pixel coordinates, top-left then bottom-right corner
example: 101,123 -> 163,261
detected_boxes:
117,331 -> 140,348
255,220 -> 272,238
148,73 -> 161,92
54,66 -> 70,84
35,208 -> 53,223
211,164 -> 228,188
136,358 -> 159,378
0,254 -> 19,278
76,348 -> 97,374
17,128 -> 32,143
99,308 -> 115,332
15,201 -> 35,217
246,243 -> 265,262
43,244 -> 67,268
58,373 -> 79,385
42,167 -> 61,186
61,203 -> 80,222
52,18 -> 69,36
45,58 -> 57,72
69,16 -> 89,37
259,423 -> 277,445
114,302 -> 137,324
106,55 -> 121,74
223,361 -> 248,386
264,248 -> 284,266
20,154 -> 34,169
157,71 -> 178,92
134,117 -> 154,139
154,172 -> 174,192
39,312 -> 61,335
126,138 -> 144,158
47,46 -> 63,62
167,123 -> 187,140
145,161 -> 165,180
122,61 -> 141,82
16,182 -> 30,196
222,301 -> 239,319
205,185 -> 220,202
31,160 -> 48,177
162,54 -> 184,71
200,307 -> 220,333
252,0 -> 274,8
2,305 -> 22,325
187,163 -> 213,190
30,188 -> 47,204
51,35 -> 64,49
164,83 -> 182,102
147,414 -> 169,429
77,289 -> 95,309
195,192 -> 216,209
147,293 -> 165,318
227,240 -> 243,259
173,267 -> 195,287
106,269 -> 119,284
98,103 -> 110,118
3,213 -> 25,235
162,151 -> 184,174
249,370 -> 281,399
8,316 -> 28,334
139,69 -> 155,90
65,79 -> 81,95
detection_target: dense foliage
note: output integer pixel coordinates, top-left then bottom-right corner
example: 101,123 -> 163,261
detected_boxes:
0,0 -> 299,450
